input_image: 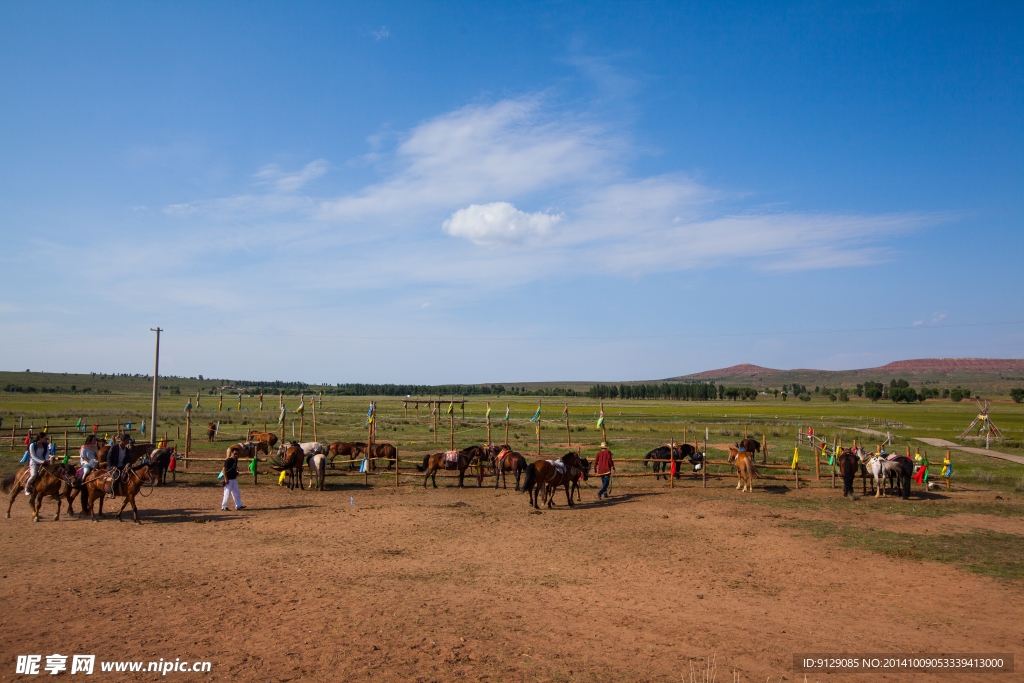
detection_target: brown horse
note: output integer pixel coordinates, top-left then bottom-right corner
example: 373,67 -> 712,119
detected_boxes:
416,446 -> 486,488
207,423 -> 217,442
727,446 -> 759,492
366,443 -> 398,471
80,465 -> 115,521
246,430 -> 279,448
326,441 -> 366,470
737,438 -> 761,457
3,462 -> 78,522
273,442 -> 306,490
488,445 -> 528,490
111,463 -> 155,523
521,452 -> 586,509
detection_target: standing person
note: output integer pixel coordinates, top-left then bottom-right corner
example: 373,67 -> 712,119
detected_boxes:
594,444 -> 615,500
24,432 -> 50,495
220,449 -> 245,511
79,435 -> 99,480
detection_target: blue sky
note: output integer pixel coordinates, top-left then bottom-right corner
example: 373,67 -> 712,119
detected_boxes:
1,1 -> 1021,384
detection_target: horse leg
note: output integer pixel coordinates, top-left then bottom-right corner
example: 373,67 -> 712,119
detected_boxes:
32,493 -> 42,523
54,492 -> 62,521
565,481 -> 574,507
115,494 -> 131,522
736,468 -> 743,490
129,494 -> 141,524
5,485 -> 18,519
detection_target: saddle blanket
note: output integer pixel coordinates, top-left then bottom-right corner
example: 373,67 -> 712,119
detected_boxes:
496,449 -> 510,461
444,450 -> 460,470
545,460 -> 566,474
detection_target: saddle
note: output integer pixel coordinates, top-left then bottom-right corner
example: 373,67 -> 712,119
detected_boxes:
444,451 -> 460,470
495,449 -> 509,462
545,460 -> 566,475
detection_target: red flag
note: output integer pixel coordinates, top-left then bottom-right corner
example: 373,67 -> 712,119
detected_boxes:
168,456 -> 177,472
670,459 -> 677,476
24,431 -> 31,445
93,424 -> 99,432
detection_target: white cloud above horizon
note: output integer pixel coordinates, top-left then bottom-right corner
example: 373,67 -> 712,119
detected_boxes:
442,202 -> 563,246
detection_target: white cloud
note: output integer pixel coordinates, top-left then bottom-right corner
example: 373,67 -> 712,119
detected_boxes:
254,159 -> 329,193
442,202 -> 562,246
371,26 -> 390,40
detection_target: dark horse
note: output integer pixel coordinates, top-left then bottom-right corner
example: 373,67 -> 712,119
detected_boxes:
365,443 -> 399,471
150,446 -> 176,486
737,438 -> 761,457
416,446 -> 486,488
569,457 -> 590,501
488,444 -> 528,490
643,443 -> 697,480
273,442 -> 306,490
887,455 -> 914,500
837,448 -> 859,497
521,452 -> 586,509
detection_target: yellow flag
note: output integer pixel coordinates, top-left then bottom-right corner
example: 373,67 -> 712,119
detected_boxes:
791,447 -> 799,470
278,471 -> 287,486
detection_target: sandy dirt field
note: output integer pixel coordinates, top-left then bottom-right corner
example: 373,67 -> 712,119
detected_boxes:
0,475 -> 1021,682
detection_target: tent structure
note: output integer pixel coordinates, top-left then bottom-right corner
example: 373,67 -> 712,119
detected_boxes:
959,400 -> 1004,440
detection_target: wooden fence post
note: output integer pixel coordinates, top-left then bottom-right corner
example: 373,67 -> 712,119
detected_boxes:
815,441 -> 821,481
762,432 -> 767,464
565,401 -> 570,447
946,450 -> 951,490
311,398 -> 317,443
64,431 -> 68,461
670,439 -> 675,488
702,433 -> 707,488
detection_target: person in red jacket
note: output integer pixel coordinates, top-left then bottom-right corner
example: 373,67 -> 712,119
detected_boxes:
594,446 -> 615,499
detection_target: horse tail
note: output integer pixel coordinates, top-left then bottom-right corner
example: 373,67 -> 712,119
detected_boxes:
416,454 -> 428,472
749,459 -> 761,479
521,463 -> 536,493
0,473 -> 15,494
901,462 -> 912,499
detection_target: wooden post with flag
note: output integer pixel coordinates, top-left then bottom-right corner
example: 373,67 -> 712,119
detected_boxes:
564,402 -> 570,446
702,431 -> 707,488
486,402 -> 491,447
311,397 -> 317,442
449,400 -> 454,452
505,404 -> 510,446
433,401 -> 438,444
598,401 -> 607,447
670,439 -> 675,488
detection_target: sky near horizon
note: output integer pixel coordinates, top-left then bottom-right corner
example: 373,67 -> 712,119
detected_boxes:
1,1 -> 1022,385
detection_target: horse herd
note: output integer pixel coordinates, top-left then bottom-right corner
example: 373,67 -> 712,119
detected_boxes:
1,432 -> 920,525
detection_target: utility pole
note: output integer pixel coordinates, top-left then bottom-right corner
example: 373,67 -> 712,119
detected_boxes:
150,328 -> 162,444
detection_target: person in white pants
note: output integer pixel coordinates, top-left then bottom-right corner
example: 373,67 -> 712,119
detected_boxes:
220,450 -> 245,511
24,433 -> 51,495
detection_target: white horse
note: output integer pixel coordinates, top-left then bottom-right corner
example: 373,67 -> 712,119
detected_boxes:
306,452 -> 327,491
857,448 -> 902,497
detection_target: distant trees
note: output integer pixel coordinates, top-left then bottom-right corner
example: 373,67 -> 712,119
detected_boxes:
1010,388 -> 1024,403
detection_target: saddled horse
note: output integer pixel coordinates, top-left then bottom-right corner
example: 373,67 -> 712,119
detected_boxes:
416,446 -> 487,488
150,446 -> 176,486
3,462 -> 79,522
727,446 -> 759,493
837,448 -> 860,497
326,441 -> 366,470
643,443 -> 698,480
111,461 -> 155,524
273,442 -> 306,490
738,438 -> 761,456
246,430 -> 279,448
521,452 -> 586,509
488,444 -> 528,490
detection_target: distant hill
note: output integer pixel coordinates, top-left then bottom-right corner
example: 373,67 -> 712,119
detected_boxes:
668,358 -> 1024,392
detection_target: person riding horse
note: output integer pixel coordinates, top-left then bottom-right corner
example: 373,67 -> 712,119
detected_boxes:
105,433 -> 135,497
23,432 -> 51,496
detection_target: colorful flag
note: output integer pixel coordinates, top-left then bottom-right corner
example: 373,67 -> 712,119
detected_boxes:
791,448 -> 799,470
218,393 -> 223,411
366,403 -> 374,425
504,405 -> 510,420
76,419 -> 82,428
447,402 -> 454,415
941,455 -> 952,478
562,404 -> 568,416
596,410 -> 605,430
529,405 -> 541,422
248,455 -> 257,475
294,401 -> 305,415
486,404 -> 491,418
140,421 -> 145,436
184,400 -> 192,413
278,405 -> 286,425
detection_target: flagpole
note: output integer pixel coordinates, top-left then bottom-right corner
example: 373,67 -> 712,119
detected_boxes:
449,398 -> 454,451
565,401 -> 570,446
311,397 -> 317,442
600,401 -> 607,447
536,399 -> 541,458
505,404 -> 510,446
486,402 -> 491,447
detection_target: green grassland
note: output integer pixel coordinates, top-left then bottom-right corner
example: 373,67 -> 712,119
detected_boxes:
2,384 -> 1022,490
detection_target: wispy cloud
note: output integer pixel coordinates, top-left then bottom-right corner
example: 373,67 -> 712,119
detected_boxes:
371,26 -> 390,40
160,94 -> 941,287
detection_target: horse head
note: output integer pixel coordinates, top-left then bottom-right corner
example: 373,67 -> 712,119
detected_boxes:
727,446 -> 739,464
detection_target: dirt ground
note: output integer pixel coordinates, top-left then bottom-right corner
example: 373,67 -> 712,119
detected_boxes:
0,475 -> 1021,682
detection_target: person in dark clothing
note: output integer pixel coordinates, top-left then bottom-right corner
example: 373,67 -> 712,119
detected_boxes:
220,449 -> 245,511
105,434 -> 134,497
